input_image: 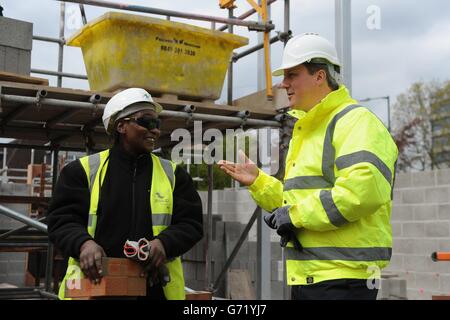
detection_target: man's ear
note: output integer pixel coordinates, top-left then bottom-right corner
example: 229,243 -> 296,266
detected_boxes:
116,120 -> 126,134
315,69 -> 327,85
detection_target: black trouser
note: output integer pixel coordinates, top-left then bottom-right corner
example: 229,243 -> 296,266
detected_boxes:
291,279 -> 378,300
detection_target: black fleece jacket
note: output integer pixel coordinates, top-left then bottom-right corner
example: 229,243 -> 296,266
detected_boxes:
47,145 -> 203,262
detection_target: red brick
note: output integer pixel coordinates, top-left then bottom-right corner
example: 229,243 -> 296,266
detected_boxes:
101,257 -> 143,277
186,291 -> 213,300
65,275 -> 146,298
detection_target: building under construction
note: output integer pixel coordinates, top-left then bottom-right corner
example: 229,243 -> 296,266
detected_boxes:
0,0 -> 450,301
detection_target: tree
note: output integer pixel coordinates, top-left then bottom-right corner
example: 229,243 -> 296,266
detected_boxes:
392,80 -> 450,172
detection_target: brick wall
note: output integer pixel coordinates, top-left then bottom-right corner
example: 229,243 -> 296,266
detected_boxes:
386,168 -> 450,299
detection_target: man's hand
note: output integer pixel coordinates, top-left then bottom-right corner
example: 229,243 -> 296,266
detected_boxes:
264,206 -> 293,235
141,239 -> 167,277
79,240 -> 106,284
218,150 -> 259,187
264,206 -> 303,251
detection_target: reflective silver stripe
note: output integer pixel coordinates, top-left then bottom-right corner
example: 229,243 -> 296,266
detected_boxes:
152,213 -> 172,226
284,176 -> 333,191
320,190 -> 349,227
87,152 -> 101,193
322,104 -> 363,184
336,150 -> 393,185
159,158 -> 174,190
88,214 -> 97,229
286,246 -> 392,261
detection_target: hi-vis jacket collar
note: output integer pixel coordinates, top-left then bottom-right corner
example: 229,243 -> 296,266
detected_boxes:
287,85 -> 357,122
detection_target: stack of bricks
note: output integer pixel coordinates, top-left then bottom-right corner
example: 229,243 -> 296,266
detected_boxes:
65,257 -> 147,299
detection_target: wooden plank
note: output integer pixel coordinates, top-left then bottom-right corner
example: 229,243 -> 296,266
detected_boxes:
227,269 -> 255,300
0,71 -> 49,86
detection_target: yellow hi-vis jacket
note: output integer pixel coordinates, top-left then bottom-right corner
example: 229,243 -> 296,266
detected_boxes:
58,150 -> 186,300
249,85 -> 398,285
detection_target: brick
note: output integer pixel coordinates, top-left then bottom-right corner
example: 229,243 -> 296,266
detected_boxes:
391,205 -> 414,221
412,171 -> 436,187
425,187 -> 449,203
403,223 -> 425,237
438,204 -> 450,220
402,189 -> 425,204
425,222 -> 450,237
392,190 -> 403,203
65,275 -> 146,298
101,258 -> 143,277
186,291 -> 212,300
414,204 -> 438,220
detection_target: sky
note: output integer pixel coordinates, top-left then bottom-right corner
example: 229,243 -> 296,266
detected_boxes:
2,0 -> 450,127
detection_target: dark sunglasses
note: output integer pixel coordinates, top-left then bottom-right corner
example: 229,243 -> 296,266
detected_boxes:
123,116 -> 161,130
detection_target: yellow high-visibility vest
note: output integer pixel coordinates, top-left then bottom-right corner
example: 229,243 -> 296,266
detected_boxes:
249,85 -> 398,285
58,149 -> 185,299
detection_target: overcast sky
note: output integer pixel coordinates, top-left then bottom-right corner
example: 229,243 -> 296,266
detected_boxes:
2,0 -> 450,126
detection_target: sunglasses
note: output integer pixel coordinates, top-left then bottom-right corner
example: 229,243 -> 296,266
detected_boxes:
123,116 -> 161,130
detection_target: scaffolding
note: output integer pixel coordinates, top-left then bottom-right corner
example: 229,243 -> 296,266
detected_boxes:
0,0 -> 293,299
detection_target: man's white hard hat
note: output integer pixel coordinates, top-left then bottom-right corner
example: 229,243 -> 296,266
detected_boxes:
102,88 -> 163,135
272,33 -> 341,76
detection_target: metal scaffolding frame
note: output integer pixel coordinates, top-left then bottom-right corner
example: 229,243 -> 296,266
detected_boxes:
0,0 -> 292,299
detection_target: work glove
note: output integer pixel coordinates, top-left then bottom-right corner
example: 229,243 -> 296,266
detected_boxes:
264,206 -> 303,251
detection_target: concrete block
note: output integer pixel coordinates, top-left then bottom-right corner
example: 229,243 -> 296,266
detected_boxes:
415,272 -> 440,291
385,254 -> 403,271
425,222 -> 450,237
0,261 -> 7,275
412,171 -> 436,187
183,262 -> 197,281
439,274 -> 450,293
425,187 -> 449,203
196,263 -> 205,281
438,204 -> 450,220
438,239 -> 450,252
377,278 -> 390,299
394,172 -> 412,188
18,49 -> 31,75
391,222 -> 402,236
0,17 -> 33,50
436,169 -> 450,186
402,189 -> 425,204
271,242 -> 282,260
0,46 -> 5,69
414,204 -> 438,220
403,223 -> 425,237
6,261 -> 25,275
391,205 -> 414,221
4,47 -> 19,73
404,255 -> 433,273
270,281 -> 284,300
393,239 -> 414,254
389,278 -> 407,299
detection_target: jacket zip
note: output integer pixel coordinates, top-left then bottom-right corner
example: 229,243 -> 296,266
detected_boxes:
130,160 -> 137,239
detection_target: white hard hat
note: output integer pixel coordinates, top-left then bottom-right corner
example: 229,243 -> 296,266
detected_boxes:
272,33 -> 341,76
102,88 -> 163,135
